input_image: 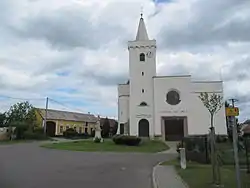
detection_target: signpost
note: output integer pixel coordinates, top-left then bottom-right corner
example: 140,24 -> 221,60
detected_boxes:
227,100 -> 241,188
226,107 -> 239,117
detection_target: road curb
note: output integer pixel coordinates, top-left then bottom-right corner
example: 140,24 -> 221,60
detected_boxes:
152,161 -> 189,188
152,161 -> 162,188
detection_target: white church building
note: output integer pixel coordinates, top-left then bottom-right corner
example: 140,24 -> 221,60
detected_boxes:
117,15 -> 227,141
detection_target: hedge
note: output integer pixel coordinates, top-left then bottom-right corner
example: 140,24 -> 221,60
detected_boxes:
112,135 -> 141,146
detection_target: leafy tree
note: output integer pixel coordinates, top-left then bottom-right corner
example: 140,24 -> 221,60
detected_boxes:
5,101 -> 37,130
102,117 -> 110,138
199,92 -> 223,186
111,121 -> 118,135
0,112 -> 7,127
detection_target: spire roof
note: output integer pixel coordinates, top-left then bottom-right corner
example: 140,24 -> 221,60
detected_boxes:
135,14 -> 149,41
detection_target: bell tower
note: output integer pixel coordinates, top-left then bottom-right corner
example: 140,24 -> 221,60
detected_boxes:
128,14 -> 156,137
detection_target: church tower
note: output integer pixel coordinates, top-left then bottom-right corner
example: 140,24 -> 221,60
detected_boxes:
128,15 -> 156,137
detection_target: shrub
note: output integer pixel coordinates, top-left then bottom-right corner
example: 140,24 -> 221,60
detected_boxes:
94,137 -> 101,143
33,127 -> 44,134
113,135 -> 141,146
63,128 -> 78,138
13,123 -> 29,139
23,131 -> 47,140
78,133 -> 90,139
216,135 -> 228,143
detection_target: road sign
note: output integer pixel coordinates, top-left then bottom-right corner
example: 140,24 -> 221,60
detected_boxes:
226,107 -> 239,116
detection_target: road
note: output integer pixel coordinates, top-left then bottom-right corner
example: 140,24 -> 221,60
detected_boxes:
0,142 -> 175,188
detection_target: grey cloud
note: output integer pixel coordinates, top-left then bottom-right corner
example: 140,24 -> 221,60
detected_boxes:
80,71 -> 128,86
158,0 -> 250,50
11,7 -> 127,50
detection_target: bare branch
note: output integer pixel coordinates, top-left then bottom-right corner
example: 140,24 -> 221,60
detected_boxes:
199,92 -> 224,115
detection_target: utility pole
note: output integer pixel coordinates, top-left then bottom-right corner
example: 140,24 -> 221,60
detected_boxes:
44,97 -> 49,134
228,98 -> 241,188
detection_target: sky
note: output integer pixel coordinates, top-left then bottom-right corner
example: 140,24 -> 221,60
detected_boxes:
0,0 -> 250,122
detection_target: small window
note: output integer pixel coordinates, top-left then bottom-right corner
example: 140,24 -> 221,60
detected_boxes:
85,122 -> 88,126
85,128 -> 88,133
142,72 -> 144,76
79,127 -> 82,134
59,126 -> 63,133
139,102 -> 148,106
140,53 -> 145,61
142,89 -> 144,93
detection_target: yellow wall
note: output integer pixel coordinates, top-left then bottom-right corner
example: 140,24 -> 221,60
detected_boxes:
34,109 -> 96,135
56,120 -> 96,135
35,109 -> 44,127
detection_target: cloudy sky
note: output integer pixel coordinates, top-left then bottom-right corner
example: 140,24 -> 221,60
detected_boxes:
0,0 -> 249,122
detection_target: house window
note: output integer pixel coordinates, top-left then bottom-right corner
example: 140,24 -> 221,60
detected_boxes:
85,128 -> 88,133
86,122 -> 88,126
142,72 -> 144,76
74,127 -> 77,131
142,89 -> 144,93
79,127 -> 82,134
59,126 -> 63,133
140,53 -> 145,61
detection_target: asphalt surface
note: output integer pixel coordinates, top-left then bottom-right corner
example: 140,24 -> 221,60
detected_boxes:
0,142 -> 175,188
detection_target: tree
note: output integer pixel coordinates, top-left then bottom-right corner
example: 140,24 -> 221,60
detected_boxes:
111,120 -> 118,136
0,112 -> 7,127
5,101 -> 37,130
102,117 -> 110,138
199,92 -> 223,186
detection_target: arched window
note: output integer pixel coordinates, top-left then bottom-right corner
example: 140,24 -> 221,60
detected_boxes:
140,53 -> 145,61
139,102 -> 148,106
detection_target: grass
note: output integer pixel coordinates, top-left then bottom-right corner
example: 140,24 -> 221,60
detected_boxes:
41,139 -> 169,153
162,159 -> 250,188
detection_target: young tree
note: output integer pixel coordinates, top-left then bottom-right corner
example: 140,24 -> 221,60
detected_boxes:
102,117 -> 110,138
199,92 -> 223,185
0,112 -> 7,127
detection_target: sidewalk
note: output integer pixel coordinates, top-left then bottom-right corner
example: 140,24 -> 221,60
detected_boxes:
153,165 -> 188,188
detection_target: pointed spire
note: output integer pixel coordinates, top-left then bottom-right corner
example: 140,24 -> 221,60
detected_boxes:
136,13 -> 149,41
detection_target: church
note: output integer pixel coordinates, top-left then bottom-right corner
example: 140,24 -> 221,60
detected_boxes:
117,15 -> 227,141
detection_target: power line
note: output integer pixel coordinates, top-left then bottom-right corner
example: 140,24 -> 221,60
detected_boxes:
0,94 -> 44,101
48,98 -> 88,114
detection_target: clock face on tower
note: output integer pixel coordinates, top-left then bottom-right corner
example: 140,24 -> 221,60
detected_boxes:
146,51 -> 153,58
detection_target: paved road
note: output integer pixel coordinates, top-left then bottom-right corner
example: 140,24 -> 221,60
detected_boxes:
0,142 -> 175,188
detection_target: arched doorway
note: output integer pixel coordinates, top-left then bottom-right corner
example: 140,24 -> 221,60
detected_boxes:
138,119 -> 149,137
46,121 -> 56,137
120,123 -> 124,134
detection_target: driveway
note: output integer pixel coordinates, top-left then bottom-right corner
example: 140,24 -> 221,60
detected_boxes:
0,142 -> 176,188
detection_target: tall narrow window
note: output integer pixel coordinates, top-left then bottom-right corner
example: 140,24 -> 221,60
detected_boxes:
142,72 -> 144,76
142,89 -> 144,93
140,53 -> 145,61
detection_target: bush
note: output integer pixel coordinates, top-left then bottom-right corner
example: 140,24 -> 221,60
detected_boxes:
94,137 -> 101,143
33,127 -> 44,134
13,123 -> 29,139
78,133 -> 90,139
113,135 -> 141,146
216,135 -> 228,143
23,131 -> 47,140
63,128 -> 78,138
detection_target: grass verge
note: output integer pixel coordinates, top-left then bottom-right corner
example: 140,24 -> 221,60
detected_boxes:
162,159 -> 250,188
41,139 -> 169,153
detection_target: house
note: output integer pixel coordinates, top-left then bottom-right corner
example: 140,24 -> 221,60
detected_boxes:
36,108 -> 97,136
117,15 -> 227,141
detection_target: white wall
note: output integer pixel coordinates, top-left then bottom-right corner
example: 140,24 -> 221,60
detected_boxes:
189,82 -> 227,135
153,77 -> 227,136
153,76 -> 192,136
128,40 -> 156,137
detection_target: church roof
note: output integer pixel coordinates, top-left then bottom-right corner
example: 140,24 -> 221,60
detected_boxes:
136,15 -> 149,41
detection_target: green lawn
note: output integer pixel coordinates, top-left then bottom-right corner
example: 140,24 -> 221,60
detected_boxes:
162,160 -> 250,188
41,139 -> 169,153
